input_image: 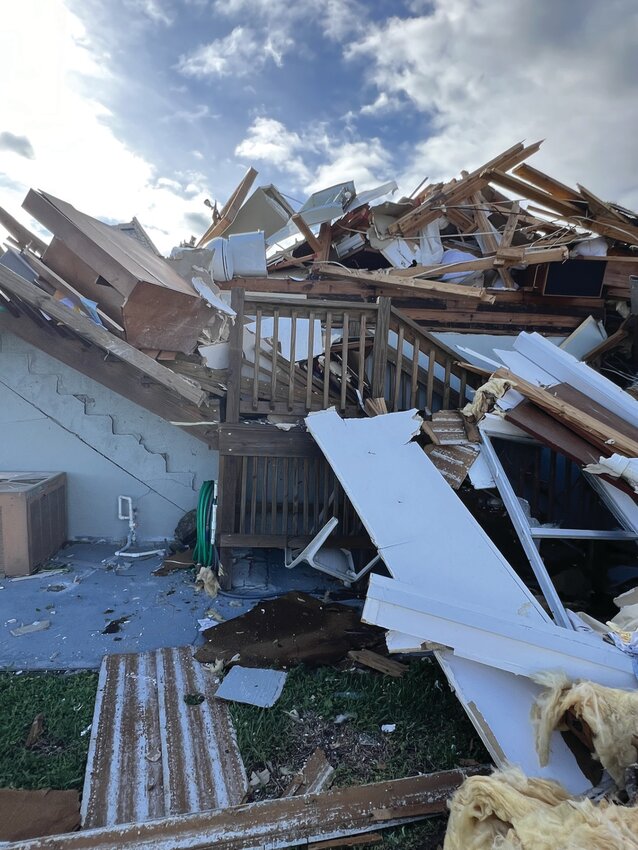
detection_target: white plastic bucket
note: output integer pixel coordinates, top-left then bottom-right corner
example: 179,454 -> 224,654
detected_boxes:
228,231 -> 267,277
209,237 -> 234,282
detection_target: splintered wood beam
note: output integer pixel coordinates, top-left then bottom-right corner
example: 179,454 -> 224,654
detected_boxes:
2,770 -> 482,850
316,222 -> 333,261
471,192 -> 500,255
511,164 -> 581,203
499,201 -> 521,249
389,140 -> 542,236
197,167 -> 258,246
0,264 -> 207,406
291,214 -> 323,254
23,249 -> 125,334
313,263 -> 495,303
0,206 -> 48,255
484,170 -> 583,218
494,367 -> 638,458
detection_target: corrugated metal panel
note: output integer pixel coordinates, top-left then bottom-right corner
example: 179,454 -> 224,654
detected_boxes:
81,646 -> 247,828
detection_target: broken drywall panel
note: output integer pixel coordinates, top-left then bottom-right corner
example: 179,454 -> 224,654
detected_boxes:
514,331 -> 638,427
492,349 -> 557,387
305,409 -> 550,620
435,653 -> 591,795
363,574 -> 634,688
559,316 -> 607,360
215,666 -> 287,708
467,449 -> 496,489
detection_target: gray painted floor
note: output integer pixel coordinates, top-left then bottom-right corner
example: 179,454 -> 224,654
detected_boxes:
0,543 -> 342,671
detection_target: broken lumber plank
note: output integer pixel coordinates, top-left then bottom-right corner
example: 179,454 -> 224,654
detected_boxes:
0,206 -> 48,255
493,367 -> 638,458
291,214 -> 322,254
364,397 -> 388,417
283,748 -> 335,797
498,201 -> 521,250
23,250 -> 125,334
0,264 -> 207,406
197,167 -> 258,246
484,170 -> 583,218
348,649 -> 408,677
308,833 -> 383,849
3,770 -> 479,850
393,246 -> 568,281
313,263 -> 494,302
511,164 -> 581,203
389,140 -> 542,236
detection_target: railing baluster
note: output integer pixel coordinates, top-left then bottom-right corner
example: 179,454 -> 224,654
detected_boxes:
443,358 -> 451,409
288,309 -> 297,411
270,308 -> 279,407
249,456 -> 258,535
426,345 -> 436,411
340,311 -> 349,411
393,325 -> 404,411
358,313 -> 366,396
306,310 -> 315,410
239,456 -> 248,533
411,335 -> 420,408
270,457 -> 278,534
252,307 -> 261,410
323,310 -> 333,408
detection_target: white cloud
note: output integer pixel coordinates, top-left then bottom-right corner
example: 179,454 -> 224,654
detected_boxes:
304,139 -> 393,195
177,0 -> 366,79
234,117 -> 311,183
235,116 -> 393,195
125,0 -> 174,26
0,132 -> 35,159
347,0 -> 638,209
0,0 -> 215,253
177,27 -> 265,78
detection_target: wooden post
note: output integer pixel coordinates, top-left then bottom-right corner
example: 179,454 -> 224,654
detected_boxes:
371,297 -> 391,399
217,287 -> 244,588
225,287 -> 244,423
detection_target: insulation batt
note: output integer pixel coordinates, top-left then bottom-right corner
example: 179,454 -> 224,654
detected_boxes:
532,672 -> 638,787
462,377 -> 511,421
444,768 -> 638,850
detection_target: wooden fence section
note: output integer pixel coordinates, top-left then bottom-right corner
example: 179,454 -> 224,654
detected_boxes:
225,289 -> 478,422
217,425 -> 364,551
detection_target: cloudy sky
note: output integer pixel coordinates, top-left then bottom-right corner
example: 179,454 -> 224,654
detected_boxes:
1,0 -> 637,253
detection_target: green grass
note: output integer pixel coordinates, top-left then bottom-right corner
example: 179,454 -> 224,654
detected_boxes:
0,661 -> 487,848
230,659 -> 489,849
0,671 -> 98,790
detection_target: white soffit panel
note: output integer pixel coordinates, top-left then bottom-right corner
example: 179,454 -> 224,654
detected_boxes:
514,331 -> 638,427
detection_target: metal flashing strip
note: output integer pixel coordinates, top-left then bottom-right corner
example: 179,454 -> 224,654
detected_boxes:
81,647 -> 247,829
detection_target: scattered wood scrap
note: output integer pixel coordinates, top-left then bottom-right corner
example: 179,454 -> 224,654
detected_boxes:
348,649 -> 408,678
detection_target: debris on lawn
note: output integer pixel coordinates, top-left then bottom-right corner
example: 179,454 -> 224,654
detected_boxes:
194,591 -> 385,668
3,137 -> 638,848
0,789 -> 80,841
215,665 -> 287,708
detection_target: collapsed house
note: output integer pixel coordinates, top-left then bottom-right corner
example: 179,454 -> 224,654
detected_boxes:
2,138 -> 638,846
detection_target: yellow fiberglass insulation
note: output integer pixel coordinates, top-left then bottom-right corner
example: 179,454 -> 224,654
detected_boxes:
444,768 -> 638,850
531,672 -> 638,787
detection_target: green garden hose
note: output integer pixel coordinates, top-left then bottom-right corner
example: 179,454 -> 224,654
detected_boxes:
193,480 -> 218,567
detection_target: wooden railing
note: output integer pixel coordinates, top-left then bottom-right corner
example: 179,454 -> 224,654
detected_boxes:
225,289 -> 478,422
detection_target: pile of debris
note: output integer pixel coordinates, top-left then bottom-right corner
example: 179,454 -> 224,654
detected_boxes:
2,139 -> 638,848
